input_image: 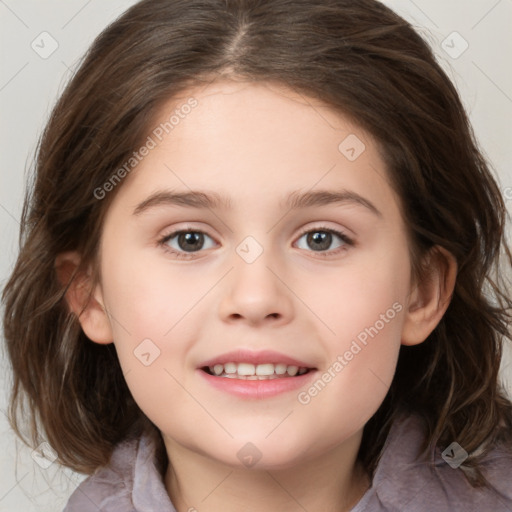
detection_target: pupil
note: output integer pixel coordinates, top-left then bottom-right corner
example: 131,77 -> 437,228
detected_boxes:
178,232 -> 203,252
308,231 -> 331,251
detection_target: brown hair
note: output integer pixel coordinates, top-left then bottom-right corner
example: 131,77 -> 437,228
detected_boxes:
3,0 -> 512,488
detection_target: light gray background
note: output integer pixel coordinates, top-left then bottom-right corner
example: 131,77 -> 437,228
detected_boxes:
1,1 -> 511,510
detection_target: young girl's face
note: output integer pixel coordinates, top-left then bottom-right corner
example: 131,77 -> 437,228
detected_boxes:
92,79 -> 416,469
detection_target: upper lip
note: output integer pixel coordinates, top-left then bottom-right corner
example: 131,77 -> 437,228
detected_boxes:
198,349 -> 316,369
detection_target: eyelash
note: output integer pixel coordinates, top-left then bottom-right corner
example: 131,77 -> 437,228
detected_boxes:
158,225 -> 354,260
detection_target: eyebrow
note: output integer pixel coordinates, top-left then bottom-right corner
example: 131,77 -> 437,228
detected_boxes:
133,188 -> 382,217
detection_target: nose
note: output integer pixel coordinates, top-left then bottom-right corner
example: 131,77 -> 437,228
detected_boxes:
218,247 -> 294,327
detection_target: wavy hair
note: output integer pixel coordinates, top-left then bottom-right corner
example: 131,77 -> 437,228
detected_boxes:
3,0 -> 512,487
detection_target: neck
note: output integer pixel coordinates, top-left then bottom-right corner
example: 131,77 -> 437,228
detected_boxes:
163,430 -> 370,512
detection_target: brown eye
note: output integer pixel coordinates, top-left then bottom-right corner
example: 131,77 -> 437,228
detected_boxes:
176,232 -> 205,252
161,230 -> 216,255
306,231 -> 332,251
295,227 -> 353,254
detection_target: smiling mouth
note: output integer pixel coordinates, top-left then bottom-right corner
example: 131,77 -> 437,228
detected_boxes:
201,362 -> 315,380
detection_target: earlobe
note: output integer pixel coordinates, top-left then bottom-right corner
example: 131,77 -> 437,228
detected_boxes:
401,246 -> 457,346
55,251 -> 113,345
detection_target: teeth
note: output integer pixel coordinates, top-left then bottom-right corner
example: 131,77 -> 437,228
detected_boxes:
207,362 -> 310,378
224,362 -> 237,374
237,363 -> 255,376
256,363 -> 274,376
275,363 -> 287,375
287,365 -> 298,376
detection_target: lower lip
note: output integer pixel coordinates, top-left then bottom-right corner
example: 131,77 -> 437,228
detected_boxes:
198,369 -> 317,399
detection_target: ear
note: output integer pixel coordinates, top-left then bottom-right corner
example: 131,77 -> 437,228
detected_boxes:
401,245 -> 457,346
55,251 -> 113,344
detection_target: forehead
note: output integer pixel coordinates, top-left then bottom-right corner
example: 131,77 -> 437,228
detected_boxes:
106,79 -> 401,221
157,78 -> 364,148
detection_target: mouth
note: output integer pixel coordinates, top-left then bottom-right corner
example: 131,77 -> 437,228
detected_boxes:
201,362 -> 314,380
197,349 -> 318,398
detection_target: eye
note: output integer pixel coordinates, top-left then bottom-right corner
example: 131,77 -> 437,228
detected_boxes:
158,225 -> 354,260
159,229 -> 216,259
294,226 -> 353,256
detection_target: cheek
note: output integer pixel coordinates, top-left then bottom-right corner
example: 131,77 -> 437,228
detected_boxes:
101,249 -> 206,339
294,247 -> 408,414
295,299 -> 404,440
293,238 -> 409,345
98,252 -> 210,419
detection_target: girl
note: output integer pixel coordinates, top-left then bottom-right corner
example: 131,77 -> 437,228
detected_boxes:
3,0 -> 512,510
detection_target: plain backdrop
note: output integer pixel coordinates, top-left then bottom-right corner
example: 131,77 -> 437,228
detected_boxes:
1,1 -> 511,510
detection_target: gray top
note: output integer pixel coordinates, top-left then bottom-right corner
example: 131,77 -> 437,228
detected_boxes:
63,413 -> 512,511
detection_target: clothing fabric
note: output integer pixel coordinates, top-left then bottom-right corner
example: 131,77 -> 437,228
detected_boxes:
63,413 -> 512,511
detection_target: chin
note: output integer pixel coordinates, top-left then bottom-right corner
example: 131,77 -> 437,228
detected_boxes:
212,435 -> 310,471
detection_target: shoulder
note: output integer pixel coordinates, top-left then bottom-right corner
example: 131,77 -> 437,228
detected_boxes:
62,431 -> 176,512
62,435 -> 140,512
352,412 -> 512,512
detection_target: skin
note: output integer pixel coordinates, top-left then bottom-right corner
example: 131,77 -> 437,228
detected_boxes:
60,79 -> 457,512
